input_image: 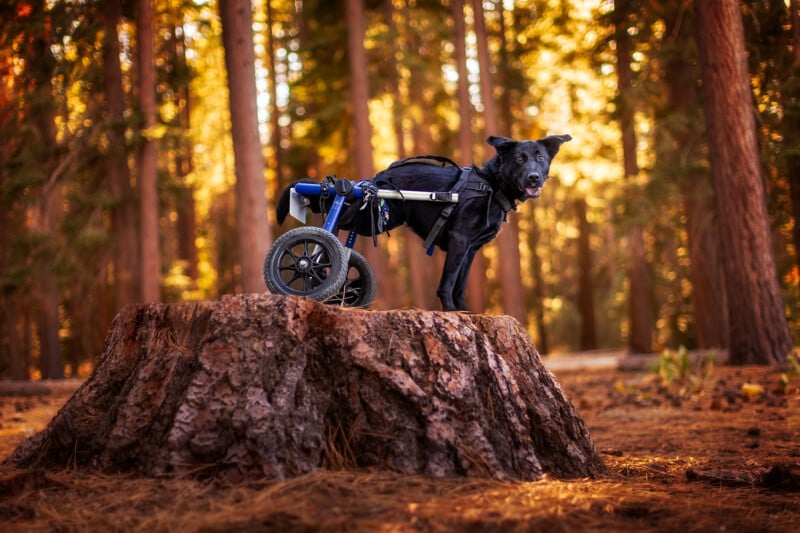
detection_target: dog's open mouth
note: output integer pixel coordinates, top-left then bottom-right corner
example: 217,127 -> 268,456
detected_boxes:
525,185 -> 542,198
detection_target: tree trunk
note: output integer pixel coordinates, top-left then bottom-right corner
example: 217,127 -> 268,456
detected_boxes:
614,1 -> 653,353
103,0 -> 140,309
0,155 -> 26,379
171,12 -> 199,282
3,296 -> 26,380
452,0 -> 472,167
452,0 -> 486,313
374,0 -> 406,310
575,197 -> 597,350
662,7 -> 729,349
22,306 -> 34,379
694,0 -> 793,365
794,0 -> 800,67
219,0 -> 273,294
28,0 -> 63,379
214,188 -> 239,296
345,0 -> 373,181
138,0 -> 161,303
266,0 -> 284,202
497,0 -> 515,137
6,294 -> 605,483
527,211 -> 549,354
383,0 -> 422,309
295,0 -> 321,180
626,230 -> 653,353
785,0 -> 800,301
682,191 -> 729,348
472,0 -> 526,324
384,0 -> 406,162
346,0 -> 394,308
38,186 -> 63,380
407,120 -> 442,310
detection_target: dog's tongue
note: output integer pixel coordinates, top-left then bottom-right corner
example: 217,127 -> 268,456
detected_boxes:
525,186 -> 542,198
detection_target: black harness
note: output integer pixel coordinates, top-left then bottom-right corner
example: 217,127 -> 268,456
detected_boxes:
363,155 -> 516,255
422,166 -> 471,254
421,167 -> 516,255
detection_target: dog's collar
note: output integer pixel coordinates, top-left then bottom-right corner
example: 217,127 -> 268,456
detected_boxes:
492,190 -> 515,213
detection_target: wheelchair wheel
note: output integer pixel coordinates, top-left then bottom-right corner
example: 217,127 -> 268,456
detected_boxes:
323,250 -> 377,308
264,227 -> 349,302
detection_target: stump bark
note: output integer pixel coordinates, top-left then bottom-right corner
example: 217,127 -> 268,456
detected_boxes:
6,294 -> 605,481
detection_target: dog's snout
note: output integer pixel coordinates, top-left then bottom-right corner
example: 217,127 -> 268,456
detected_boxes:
527,172 -> 542,184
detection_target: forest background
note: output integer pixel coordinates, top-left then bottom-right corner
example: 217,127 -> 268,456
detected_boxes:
1,0 -> 798,380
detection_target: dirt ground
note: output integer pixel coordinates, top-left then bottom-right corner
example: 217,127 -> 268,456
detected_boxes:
0,360 -> 798,532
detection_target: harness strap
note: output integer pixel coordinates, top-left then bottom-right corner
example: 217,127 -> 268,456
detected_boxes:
492,190 -> 515,213
423,167 -> 472,255
389,154 -> 459,169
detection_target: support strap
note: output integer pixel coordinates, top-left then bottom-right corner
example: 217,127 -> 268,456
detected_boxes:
423,167 -> 472,255
492,190 -> 515,213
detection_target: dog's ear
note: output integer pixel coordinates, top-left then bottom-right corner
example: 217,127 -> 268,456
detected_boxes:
539,134 -> 572,158
487,136 -> 515,154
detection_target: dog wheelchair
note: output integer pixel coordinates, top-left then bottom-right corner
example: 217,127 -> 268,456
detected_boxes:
263,175 -> 460,308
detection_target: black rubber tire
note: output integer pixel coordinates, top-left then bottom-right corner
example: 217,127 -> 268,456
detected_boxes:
264,227 -> 349,302
323,250 -> 377,308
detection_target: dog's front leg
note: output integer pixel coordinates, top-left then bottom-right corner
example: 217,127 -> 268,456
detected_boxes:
451,247 -> 478,311
437,237 -> 472,311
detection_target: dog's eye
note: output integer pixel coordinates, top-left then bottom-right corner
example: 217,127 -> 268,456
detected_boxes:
515,155 -> 526,163
536,154 -> 544,162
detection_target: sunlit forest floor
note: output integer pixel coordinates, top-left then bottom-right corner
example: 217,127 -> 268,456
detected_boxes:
1,362 -> 798,532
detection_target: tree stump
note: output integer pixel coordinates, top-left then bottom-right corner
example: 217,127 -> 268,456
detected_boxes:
6,294 -> 605,481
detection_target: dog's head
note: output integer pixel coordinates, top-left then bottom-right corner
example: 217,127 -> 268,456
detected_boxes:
486,134 -> 572,200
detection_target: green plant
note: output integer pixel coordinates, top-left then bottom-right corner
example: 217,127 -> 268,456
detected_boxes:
654,346 -> 689,386
787,350 -> 800,376
652,346 -> 715,395
777,349 -> 800,393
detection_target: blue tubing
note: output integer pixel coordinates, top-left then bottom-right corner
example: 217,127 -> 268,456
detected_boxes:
294,180 -> 364,241
294,181 -> 364,198
323,195 -> 347,233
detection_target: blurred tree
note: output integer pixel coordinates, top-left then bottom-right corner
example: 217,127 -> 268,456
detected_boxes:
472,0 -> 526,325
694,0 -> 793,364
613,0 -> 653,354
575,196 -> 597,350
26,0 -> 64,379
381,0 -> 425,309
344,0 -> 372,176
657,4 -> 728,349
103,0 -> 140,310
345,0 -> 389,306
138,0 -> 162,302
219,0 -> 272,293
451,0 -> 486,312
167,1 -> 199,284
402,0 -> 447,311
450,0 -> 471,166
788,0 -> 800,294
526,220 -> 549,354
265,0 -> 285,199
741,0 -> 800,331
0,6 -> 27,379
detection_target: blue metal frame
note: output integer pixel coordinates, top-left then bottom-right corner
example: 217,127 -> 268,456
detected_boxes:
293,181 -> 364,249
292,178 -> 460,253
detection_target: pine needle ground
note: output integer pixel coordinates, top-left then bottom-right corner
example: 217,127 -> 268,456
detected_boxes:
1,364 -> 798,532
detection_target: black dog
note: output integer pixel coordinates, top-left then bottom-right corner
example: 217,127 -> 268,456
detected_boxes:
276,135 -> 571,311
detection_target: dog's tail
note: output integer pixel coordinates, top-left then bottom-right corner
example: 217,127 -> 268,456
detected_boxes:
276,178 -> 318,225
